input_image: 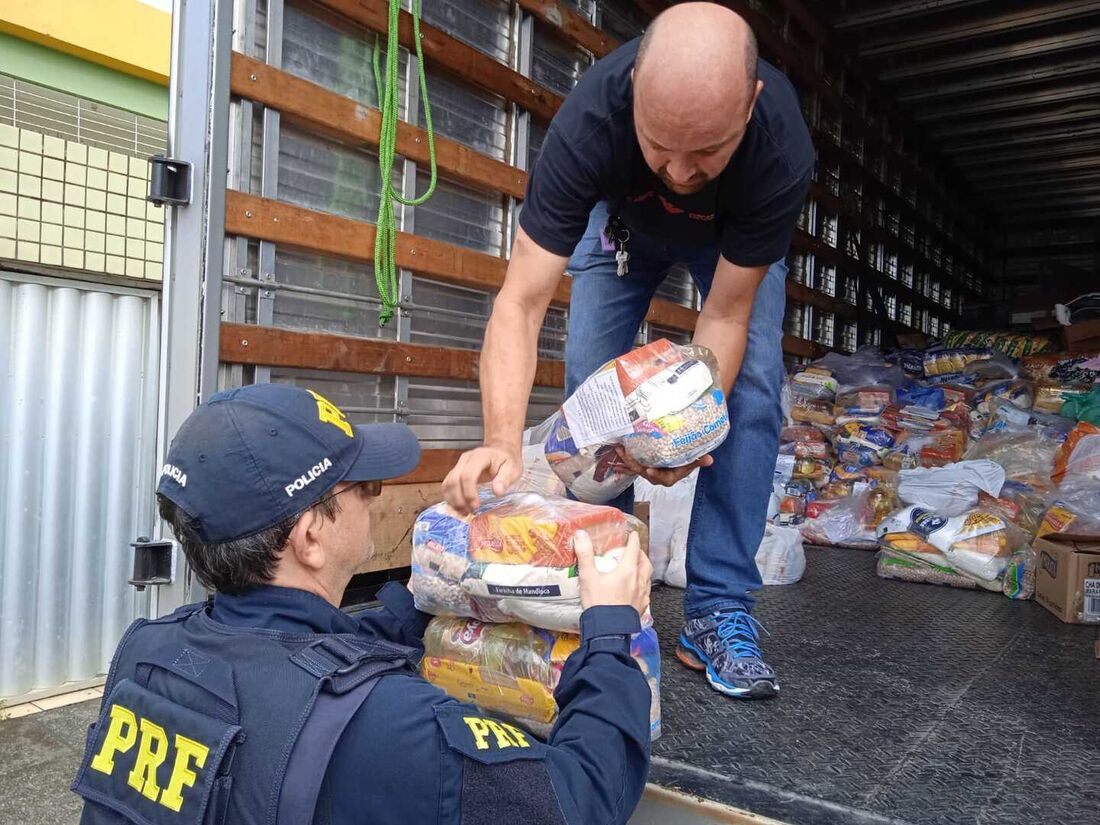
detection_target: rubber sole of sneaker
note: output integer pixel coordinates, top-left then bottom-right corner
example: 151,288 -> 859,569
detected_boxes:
676,641 -> 780,700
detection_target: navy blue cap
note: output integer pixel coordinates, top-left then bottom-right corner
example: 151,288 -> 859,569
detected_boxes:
156,383 -> 420,543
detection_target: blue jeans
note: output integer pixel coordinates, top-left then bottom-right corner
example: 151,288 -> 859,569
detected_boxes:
565,202 -> 787,618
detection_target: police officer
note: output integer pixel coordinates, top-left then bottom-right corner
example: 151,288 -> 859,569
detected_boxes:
443,3 -> 814,699
73,383 -> 653,824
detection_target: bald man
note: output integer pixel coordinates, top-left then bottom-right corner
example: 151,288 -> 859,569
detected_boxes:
443,3 -> 814,700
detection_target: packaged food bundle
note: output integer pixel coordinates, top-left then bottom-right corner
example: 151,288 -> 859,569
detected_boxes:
790,366 -> 838,400
780,425 -> 827,443
411,493 -> 642,632
1051,421 -> 1100,483
876,505 -> 1024,583
791,395 -> 836,426
833,421 -> 896,466
422,617 -> 662,739
755,525 -> 806,585
536,340 -> 729,503
943,330 -> 1054,359
779,439 -> 832,460
924,348 -> 994,377
1035,477 -> 1100,538
918,428 -> 968,467
963,426 -> 1062,487
834,385 -> 894,420
801,486 -> 894,547
977,481 -> 1045,538
876,546 -> 991,592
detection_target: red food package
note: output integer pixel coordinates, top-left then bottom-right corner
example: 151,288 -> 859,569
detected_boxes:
781,425 -> 826,443
468,497 -> 628,567
613,339 -> 683,396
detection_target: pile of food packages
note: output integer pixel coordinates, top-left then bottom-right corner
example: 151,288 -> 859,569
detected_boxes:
409,340 -> 729,739
773,335 -> 1100,599
412,493 -> 661,739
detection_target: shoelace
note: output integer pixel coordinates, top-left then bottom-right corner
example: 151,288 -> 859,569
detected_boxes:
714,611 -> 769,659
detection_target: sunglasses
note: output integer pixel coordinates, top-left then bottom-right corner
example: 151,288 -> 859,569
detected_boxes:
314,479 -> 383,509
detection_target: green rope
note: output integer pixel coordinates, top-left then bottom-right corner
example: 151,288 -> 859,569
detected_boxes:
372,0 -> 437,327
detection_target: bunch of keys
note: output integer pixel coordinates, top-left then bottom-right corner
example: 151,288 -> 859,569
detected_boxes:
602,215 -> 631,277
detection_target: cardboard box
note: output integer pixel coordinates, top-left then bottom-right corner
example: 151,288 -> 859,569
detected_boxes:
1033,534 -> 1100,624
1063,318 -> 1100,353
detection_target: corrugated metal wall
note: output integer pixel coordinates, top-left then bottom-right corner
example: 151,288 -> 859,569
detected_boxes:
0,270 -> 160,700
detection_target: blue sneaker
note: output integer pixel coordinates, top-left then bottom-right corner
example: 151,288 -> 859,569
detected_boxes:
676,609 -> 779,699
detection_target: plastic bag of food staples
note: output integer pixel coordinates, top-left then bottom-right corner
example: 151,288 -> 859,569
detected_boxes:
1035,477 -> 1100,538
963,426 -> 1062,487
834,385 -> 895,420
537,340 -> 729,503
876,505 -> 1025,583
1052,421 -> 1100,483
411,492 -> 643,632
877,546 -> 989,592
422,617 -> 662,740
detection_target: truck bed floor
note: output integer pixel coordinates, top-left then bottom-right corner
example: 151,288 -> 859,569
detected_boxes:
648,546 -> 1099,825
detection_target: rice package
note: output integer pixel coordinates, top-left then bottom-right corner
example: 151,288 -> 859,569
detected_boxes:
422,617 -> 662,739
876,505 -> 1022,582
411,492 -> 643,632
536,340 -> 729,503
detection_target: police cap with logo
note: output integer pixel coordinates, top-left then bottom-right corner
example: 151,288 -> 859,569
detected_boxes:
156,383 -> 420,542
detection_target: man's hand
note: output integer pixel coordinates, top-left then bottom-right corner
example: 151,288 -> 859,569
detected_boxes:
442,441 -> 522,515
574,529 -> 652,616
615,446 -> 713,487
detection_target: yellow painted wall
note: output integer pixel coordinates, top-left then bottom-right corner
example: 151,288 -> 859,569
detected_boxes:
0,0 -> 171,85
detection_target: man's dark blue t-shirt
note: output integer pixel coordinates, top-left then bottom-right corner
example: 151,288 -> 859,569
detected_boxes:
520,38 -> 815,268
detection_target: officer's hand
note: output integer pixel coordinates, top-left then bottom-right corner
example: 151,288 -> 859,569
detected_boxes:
574,529 -> 651,616
614,446 -> 712,487
442,441 -> 522,515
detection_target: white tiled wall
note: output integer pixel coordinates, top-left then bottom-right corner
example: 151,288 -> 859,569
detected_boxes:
0,123 -> 164,280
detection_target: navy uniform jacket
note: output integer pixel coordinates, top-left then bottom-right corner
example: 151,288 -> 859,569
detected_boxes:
210,582 -> 652,825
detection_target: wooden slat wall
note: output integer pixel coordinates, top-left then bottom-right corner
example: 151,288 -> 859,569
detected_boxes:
220,322 -> 566,387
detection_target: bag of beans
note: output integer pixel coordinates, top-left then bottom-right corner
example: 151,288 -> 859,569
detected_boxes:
535,340 -> 729,503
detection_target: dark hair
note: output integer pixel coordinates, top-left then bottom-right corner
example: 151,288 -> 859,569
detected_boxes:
635,14 -> 759,92
157,493 -> 342,594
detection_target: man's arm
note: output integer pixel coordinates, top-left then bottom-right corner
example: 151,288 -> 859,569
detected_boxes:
616,257 -> 765,487
442,227 -> 569,514
692,256 -> 767,396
